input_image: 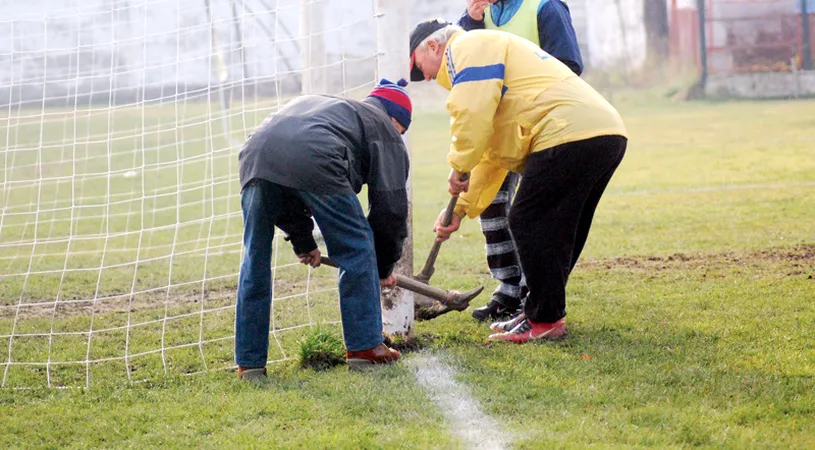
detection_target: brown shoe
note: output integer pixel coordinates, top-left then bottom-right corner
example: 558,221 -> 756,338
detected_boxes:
346,343 -> 400,371
237,366 -> 267,381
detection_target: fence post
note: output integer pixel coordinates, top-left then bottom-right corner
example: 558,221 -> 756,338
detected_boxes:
803,0 -> 813,70
696,0 -> 708,94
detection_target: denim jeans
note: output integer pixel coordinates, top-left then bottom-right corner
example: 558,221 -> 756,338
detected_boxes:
235,180 -> 384,368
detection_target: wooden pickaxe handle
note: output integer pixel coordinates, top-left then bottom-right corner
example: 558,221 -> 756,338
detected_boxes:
415,173 -> 469,284
319,256 -> 450,302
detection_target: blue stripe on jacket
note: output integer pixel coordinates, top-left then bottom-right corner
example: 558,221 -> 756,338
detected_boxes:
452,64 -> 506,86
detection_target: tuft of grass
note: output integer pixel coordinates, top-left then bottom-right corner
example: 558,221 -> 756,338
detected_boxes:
298,328 -> 345,371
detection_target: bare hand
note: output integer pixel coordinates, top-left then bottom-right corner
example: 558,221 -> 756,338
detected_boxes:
380,272 -> 397,289
448,169 -> 470,196
467,0 -> 493,21
433,209 -> 462,242
297,248 -> 321,268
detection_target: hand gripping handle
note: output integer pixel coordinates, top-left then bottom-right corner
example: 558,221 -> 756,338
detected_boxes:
319,256 -> 450,301
415,172 -> 470,283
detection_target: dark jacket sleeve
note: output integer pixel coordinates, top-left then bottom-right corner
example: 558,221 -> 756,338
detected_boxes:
538,0 -> 584,76
366,140 -> 410,279
457,9 -> 486,30
278,196 -> 318,256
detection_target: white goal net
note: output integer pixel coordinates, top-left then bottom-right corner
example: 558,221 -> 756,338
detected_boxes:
0,0 -> 403,388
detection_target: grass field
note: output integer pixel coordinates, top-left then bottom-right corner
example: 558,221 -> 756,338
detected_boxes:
0,99 -> 342,387
2,93 -> 815,448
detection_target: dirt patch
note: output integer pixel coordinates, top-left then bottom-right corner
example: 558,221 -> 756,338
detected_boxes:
383,332 -> 433,353
579,245 -> 815,273
1,288 -> 239,322
6,245 -> 812,322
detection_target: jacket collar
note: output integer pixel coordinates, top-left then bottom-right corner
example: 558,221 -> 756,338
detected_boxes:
490,0 -> 523,27
435,31 -> 464,91
361,95 -> 388,113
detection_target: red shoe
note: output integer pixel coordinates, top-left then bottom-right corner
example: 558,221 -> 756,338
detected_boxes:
346,343 -> 400,371
237,366 -> 267,381
487,318 -> 567,343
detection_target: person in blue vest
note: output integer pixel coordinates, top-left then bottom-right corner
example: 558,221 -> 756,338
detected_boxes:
459,0 -> 583,75
457,0 -> 584,322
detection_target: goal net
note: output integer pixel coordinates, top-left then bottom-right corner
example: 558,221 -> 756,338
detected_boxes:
0,0 -> 402,388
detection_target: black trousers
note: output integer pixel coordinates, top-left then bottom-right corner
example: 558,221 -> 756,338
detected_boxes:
509,135 -> 627,323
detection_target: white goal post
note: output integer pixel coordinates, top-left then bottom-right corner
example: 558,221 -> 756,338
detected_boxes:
374,0 -> 415,338
0,0 -> 414,388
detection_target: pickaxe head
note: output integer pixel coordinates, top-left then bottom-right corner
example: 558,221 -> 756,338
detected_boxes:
415,285 -> 485,321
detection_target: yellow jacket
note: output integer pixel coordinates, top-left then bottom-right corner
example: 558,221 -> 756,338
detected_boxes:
436,29 -> 627,218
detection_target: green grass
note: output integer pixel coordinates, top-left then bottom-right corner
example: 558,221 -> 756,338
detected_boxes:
299,327 -> 345,371
2,94 -> 815,448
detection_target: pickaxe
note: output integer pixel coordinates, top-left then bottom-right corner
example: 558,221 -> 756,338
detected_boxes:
318,257 -> 483,315
410,174 -> 484,319
416,173 -> 469,285
414,194 -> 458,285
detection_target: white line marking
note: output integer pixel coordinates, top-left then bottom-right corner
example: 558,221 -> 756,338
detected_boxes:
410,354 -> 511,450
413,182 -> 815,206
608,181 -> 815,197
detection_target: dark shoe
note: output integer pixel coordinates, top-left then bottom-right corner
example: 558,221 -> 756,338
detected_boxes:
489,311 -> 526,333
487,318 -> 567,343
237,366 -> 267,381
346,343 -> 400,371
471,294 -> 519,322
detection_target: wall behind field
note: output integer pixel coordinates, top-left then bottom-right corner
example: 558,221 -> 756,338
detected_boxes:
0,0 -> 646,106
583,0 -> 646,72
413,0 -> 647,72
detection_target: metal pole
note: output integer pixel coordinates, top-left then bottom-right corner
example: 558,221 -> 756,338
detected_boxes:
803,0 -> 813,70
204,0 -> 232,139
299,0 -> 312,94
230,0 -> 250,81
299,0 -> 326,94
374,0 -> 414,337
697,0 -> 708,94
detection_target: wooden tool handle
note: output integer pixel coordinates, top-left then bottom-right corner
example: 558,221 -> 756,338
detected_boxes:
415,173 -> 469,282
319,256 -> 449,302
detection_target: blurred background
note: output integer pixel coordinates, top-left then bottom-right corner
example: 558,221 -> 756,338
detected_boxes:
2,0 -> 813,106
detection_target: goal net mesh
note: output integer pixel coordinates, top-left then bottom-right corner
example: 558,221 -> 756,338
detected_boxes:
0,0 -> 383,388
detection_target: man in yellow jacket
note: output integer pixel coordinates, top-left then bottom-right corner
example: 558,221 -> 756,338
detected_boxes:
409,18 -> 627,342
459,0 -> 584,323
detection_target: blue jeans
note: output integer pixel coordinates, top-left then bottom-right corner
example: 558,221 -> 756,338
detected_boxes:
235,180 -> 384,368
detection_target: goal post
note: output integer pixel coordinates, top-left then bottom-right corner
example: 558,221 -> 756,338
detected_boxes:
374,0 -> 415,337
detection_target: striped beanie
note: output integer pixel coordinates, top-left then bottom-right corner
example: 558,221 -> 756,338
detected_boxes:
368,78 -> 412,131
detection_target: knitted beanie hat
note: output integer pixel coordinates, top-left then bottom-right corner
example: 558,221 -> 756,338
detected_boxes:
367,78 -> 412,131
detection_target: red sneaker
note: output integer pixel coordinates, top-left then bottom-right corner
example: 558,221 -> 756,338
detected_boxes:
346,343 -> 400,371
487,318 -> 567,343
